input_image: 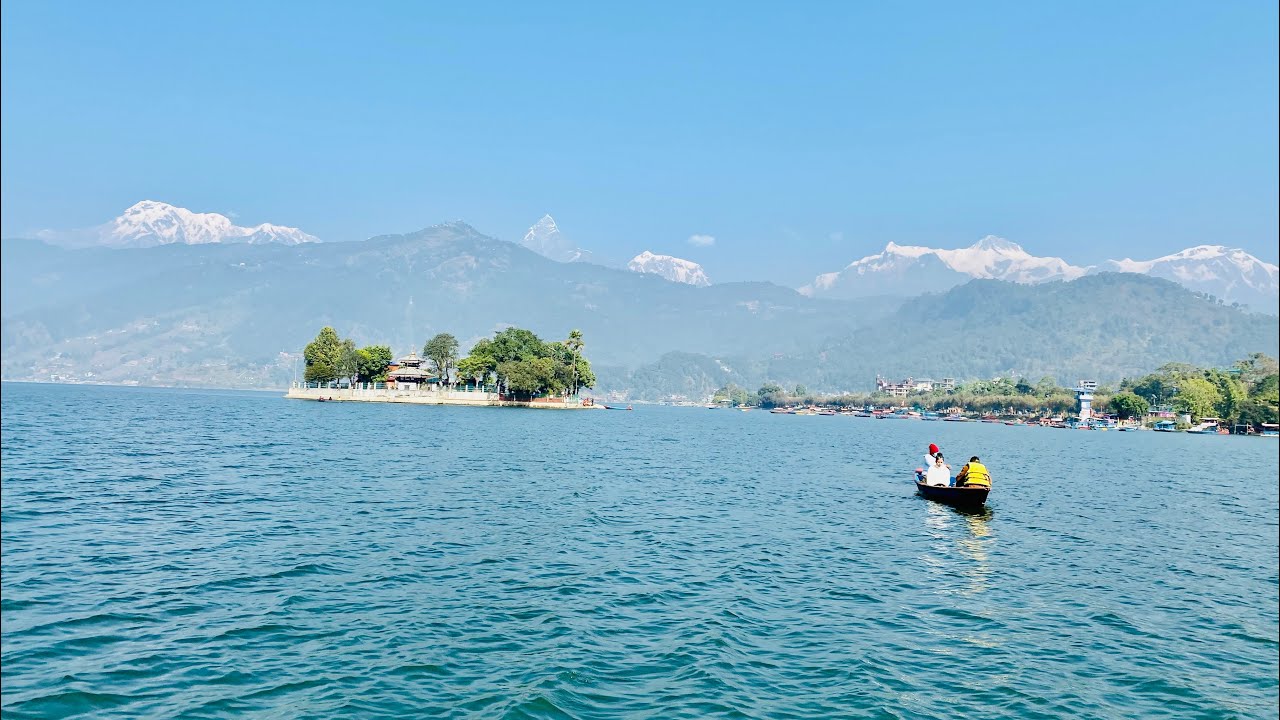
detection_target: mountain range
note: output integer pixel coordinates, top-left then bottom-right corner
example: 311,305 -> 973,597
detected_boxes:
0,224 -> 881,390
45,200 -> 319,249
1102,245 -> 1279,311
803,236 -> 1278,312
2,220 -> 1275,398
28,201 -> 1277,310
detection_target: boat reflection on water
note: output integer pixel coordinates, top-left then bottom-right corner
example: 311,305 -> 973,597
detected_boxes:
920,503 -> 996,599
956,508 -> 994,597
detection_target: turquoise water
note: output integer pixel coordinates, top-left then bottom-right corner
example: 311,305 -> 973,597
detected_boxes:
2,383 -> 1277,719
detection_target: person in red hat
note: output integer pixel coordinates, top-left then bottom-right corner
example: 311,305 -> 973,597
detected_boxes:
925,443 -> 941,469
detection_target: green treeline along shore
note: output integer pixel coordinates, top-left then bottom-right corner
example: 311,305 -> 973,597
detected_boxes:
713,353 -> 1280,431
288,325 -> 600,408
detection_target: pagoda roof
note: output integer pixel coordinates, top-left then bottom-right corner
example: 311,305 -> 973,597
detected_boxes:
389,366 -> 429,378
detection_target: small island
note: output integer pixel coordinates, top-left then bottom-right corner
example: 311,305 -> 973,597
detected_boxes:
286,326 -> 601,409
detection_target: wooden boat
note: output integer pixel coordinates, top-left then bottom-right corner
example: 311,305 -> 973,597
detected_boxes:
914,471 -> 990,508
602,404 -> 633,411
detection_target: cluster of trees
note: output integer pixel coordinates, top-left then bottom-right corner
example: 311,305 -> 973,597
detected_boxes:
302,325 -> 596,398
1113,354 -> 1278,427
456,327 -> 595,398
302,327 -> 392,384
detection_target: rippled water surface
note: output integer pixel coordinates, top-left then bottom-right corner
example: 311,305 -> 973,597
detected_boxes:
3,383 -> 1278,719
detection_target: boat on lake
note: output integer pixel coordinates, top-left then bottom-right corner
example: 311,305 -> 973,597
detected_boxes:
1153,420 -> 1179,432
914,470 -> 990,509
1186,418 -> 1221,434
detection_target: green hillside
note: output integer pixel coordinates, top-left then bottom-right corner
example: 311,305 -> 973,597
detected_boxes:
600,274 -> 1279,399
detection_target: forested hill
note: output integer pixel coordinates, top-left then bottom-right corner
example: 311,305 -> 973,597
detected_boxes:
0,227 -> 889,387
3,225 -> 1274,395
839,273 -> 1278,382
600,273 -> 1280,399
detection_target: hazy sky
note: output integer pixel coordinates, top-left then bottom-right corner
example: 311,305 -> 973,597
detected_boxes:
2,1 -> 1276,285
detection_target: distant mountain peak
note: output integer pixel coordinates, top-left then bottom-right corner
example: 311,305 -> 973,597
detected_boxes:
519,214 -> 592,263
1102,244 -> 1278,310
970,235 -> 1023,253
627,250 -> 711,287
801,235 -> 1086,299
97,200 -> 318,248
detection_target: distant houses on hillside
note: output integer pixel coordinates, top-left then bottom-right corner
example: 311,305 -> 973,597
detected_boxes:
875,375 -> 957,397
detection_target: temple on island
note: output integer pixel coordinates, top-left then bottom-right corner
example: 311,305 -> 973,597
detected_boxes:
386,352 -> 438,390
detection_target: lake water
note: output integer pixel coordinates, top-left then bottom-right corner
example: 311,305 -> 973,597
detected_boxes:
2,382 -> 1277,719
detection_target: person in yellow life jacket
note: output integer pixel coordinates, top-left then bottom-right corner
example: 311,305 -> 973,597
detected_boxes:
956,456 -> 992,488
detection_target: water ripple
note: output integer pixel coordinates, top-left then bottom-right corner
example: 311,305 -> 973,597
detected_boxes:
2,383 -> 1277,718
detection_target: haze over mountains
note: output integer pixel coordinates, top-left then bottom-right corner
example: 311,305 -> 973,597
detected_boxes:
2,214 -> 1276,398
26,201 -> 1278,311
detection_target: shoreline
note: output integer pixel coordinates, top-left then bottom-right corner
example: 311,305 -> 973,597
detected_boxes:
285,385 -> 602,409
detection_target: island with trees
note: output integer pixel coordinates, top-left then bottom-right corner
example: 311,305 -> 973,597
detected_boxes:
286,326 -> 601,409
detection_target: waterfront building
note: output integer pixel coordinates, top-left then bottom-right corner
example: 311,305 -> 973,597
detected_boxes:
1074,380 -> 1096,422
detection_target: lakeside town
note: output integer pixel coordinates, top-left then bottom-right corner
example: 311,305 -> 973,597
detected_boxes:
657,354 -> 1280,436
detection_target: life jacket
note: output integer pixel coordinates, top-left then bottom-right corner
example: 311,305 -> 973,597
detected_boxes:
961,462 -> 991,487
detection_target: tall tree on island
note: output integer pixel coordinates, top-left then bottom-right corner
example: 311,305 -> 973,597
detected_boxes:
303,326 -> 343,383
424,333 -> 460,385
337,339 -> 360,387
566,329 -> 584,395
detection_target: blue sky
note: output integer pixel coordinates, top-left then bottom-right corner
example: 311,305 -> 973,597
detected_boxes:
2,1 -> 1276,284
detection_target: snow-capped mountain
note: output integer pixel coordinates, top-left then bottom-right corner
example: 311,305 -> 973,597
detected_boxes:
519,215 -> 593,263
801,236 -> 1086,299
100,201 -> 318,248
1101,245 -> 1278,312
628,250 -> 711,287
